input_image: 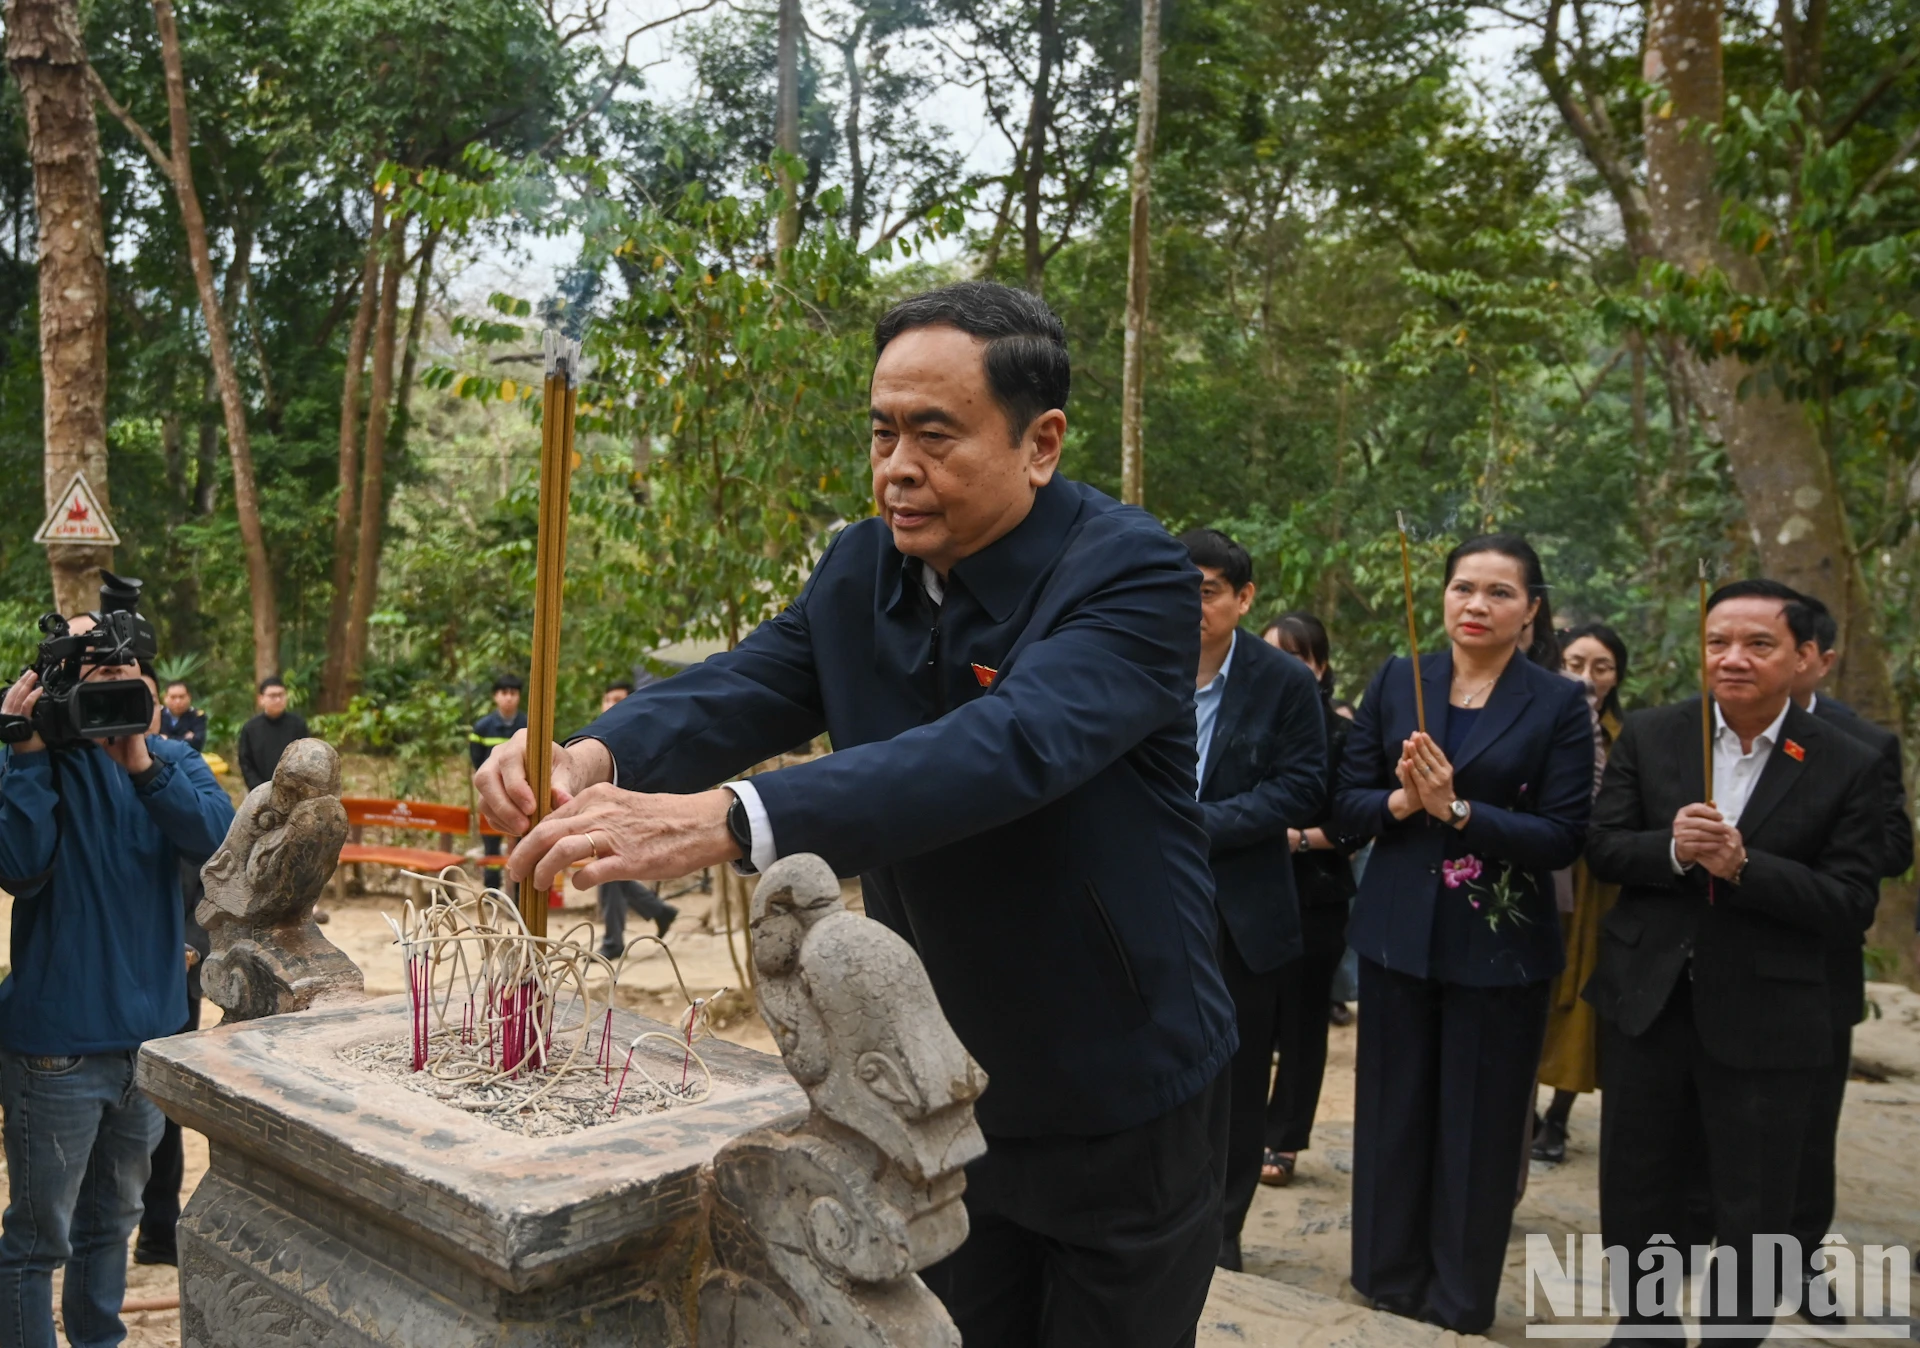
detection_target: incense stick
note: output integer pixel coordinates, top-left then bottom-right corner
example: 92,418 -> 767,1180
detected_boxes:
1698,558 -> 1713,806
523,330 -> 581,936
1397,512 -> 1427,736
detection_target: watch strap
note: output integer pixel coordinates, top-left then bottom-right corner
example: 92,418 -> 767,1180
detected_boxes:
725,788 -> 758,874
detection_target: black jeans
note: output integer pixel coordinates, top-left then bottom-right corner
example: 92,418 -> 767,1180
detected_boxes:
919,1072 -> 1228,1348
1350,957 -> 1548,1334
1266,901 -> 1348,1152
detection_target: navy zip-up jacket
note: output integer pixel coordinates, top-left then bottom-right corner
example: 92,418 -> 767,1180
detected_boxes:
584,476 -> 1238,1137
0,737 -> 235,1055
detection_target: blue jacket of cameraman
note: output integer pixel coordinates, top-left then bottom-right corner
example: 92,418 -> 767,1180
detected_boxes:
0,737 -> 235,1055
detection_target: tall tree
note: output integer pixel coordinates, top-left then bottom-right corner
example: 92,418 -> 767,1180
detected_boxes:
1118,0 -> 1159,506
92,0 -> 281,681
6,0 -> 110,615
340,215 -> 407,700
775,0 -> 802,252
319,196 -> 385,710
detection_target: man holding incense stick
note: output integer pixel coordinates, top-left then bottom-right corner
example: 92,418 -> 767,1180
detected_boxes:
1584,581 -> 1883,1346
476,282 -> 1235,1347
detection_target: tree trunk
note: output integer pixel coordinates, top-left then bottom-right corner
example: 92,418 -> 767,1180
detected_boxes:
6,0 -> 110,615
388,225 -> 439,461
1029,0 -> 1059,295
149,0 -> 280,680
1643,0 -> 1890,717
1020,0 -> 1057,294
341,218 -> 407,699
1118,0 -> 1159,507
318,196 -> 385,711
774,0 -> 801,254
840,23 -> 867,238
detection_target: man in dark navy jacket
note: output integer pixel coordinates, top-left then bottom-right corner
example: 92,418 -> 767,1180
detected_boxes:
477,282 -> 1237,1347
1178,529 -> 1325,1272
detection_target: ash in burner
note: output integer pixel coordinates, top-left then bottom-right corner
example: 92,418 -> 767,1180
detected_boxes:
339,1027 -> 706,1136
353,868 -> 725,1136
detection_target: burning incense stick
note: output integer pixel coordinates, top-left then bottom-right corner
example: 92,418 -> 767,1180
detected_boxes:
524,330 -> 581,936
1698,558 -> 1713,805
1397,511 -> 1426,736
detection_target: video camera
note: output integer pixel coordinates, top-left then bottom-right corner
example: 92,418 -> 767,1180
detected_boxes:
0,572 -> 158,749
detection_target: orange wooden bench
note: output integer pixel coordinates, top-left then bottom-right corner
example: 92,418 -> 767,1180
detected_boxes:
334,797 -> 492,901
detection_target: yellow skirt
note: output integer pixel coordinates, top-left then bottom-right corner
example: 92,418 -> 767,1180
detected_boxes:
1538,860 -> 1618,1095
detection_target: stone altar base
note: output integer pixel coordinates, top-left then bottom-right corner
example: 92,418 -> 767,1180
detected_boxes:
138,993 -> 807,1348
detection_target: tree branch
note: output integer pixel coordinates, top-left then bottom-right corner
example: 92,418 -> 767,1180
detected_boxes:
1828,43 -> 1920,140
87,65 -> 173,176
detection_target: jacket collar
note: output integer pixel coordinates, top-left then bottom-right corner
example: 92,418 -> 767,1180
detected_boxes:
1199,630 -> 1248,795
884,477 -> 1083,624
1416,648 -> 1535,773
1729,700 -> 1821,838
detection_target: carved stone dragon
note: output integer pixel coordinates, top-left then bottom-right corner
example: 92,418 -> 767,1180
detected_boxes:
699,853 -> 988,1347
197,737 -> 363,1021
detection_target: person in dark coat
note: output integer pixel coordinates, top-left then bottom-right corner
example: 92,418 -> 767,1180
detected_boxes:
1783,590 -> 1912,1317
236,675 -> 308,791
1260,611 -> 1358,1190
1584,580 -> 1884,1345
475,283 -> 1237,1348
1177,531 -> 1326,1272
157,680 -> 206,750
1333,534 -> 1593,1334
470,674 -> 527,889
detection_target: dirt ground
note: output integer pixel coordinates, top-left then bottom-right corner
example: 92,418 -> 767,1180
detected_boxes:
4,870 -> 1920,1346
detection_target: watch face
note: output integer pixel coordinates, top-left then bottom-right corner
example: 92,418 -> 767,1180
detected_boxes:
1451,800 -> 1469,818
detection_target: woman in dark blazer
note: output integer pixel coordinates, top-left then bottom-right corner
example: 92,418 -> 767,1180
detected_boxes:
1333,534 -> 1594,1334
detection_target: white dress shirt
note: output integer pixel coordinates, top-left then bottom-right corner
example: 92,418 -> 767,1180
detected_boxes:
1669,700 -> 1793,873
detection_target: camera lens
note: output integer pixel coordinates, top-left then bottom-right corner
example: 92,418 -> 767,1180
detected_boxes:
72,680 -> 154,739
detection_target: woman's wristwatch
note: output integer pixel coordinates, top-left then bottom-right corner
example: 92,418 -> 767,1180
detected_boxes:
1449,799 -> 1471,830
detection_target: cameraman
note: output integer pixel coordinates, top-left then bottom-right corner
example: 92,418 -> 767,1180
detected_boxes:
0,621 -> 235,1348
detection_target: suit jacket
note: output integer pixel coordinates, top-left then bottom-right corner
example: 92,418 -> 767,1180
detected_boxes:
1197,630 -> 1327,974
1295,703 -> 1360,910
585,476 -> 1237,1137
1811,696 -> 1912,1026
1333,650 -> 1593,987
1582,699 -> 1883,1070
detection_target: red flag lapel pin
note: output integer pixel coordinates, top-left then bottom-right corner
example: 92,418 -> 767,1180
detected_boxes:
1783,738 -> 1806,762
971,663 -> 997,688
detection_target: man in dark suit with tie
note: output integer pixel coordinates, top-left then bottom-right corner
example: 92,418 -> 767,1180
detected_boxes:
475,282 -> 1237,1348
1585,581 -> 1885,1345
1177,529 -> 1326,1273
1783,590 -> 1912,1314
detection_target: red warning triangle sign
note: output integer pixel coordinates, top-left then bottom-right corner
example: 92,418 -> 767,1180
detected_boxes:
34,472 -> 120,545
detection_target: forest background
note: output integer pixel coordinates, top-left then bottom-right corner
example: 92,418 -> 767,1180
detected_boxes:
0,0 -> 1916,956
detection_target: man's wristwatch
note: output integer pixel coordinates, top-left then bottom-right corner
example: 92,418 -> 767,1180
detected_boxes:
0,713 -> 33,745
1295,830 -> 1312,854
1449,799 -> 1471,830
724,789 -> 757,875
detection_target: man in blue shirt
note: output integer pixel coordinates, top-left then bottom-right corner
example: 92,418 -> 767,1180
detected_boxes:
0,632 -> 235,1348
477,283 -> 1237,1346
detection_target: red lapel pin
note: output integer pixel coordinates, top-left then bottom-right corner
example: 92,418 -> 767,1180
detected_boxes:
971,663 -> 997,688
1783,738 -> 1805,762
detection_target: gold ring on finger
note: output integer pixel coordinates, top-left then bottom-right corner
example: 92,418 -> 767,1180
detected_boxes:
587,831 -> 604,860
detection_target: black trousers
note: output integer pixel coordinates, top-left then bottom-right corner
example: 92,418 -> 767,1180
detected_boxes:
919,1072 -> 1228,1348
1350,957 -> 1548,1334
482,833 -> 504,889
138,995 -> 202,1251
1599,977 -> 1815,1346
1789,1024 -> 1850,1263
598,880 -> 672,954
1266,902 -> 1348,1153
1219,936 -> 1285,1249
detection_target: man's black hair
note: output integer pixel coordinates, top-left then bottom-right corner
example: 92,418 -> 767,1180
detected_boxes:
872,282 -> 1070,443
1177,527 -> 1253,592
492,673 -> 525,693
164,677 -> 190,693
1794,590 -> 1840,653
1705,578 -> 1817,647
258,675 -> 286,694
604,679 -> 634,695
